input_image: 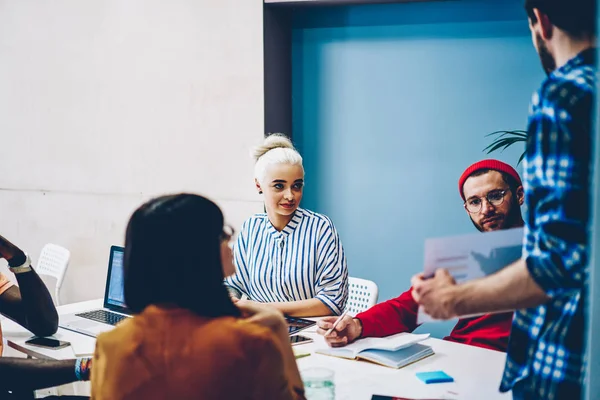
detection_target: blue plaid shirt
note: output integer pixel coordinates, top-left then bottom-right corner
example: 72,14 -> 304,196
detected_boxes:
501,48 -> 596,399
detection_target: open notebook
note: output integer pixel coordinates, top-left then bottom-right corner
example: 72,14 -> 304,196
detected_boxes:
316,333 -> 433,369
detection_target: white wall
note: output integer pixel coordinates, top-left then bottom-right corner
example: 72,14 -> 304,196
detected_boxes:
0,0 -> 265,303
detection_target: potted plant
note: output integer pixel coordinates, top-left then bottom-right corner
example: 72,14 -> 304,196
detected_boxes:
483,130 -> 528,165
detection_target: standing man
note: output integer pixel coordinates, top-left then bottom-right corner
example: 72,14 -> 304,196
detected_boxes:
317,160 -> 523,353
412,0 -> 596,398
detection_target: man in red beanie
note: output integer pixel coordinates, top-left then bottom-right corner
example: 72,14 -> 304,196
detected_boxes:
459,159 -> 524,232
316,159 -> 524,352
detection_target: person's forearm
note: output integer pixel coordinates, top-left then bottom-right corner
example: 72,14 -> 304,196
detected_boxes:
14,268 -> 59,336
356,289 -> 418,338
269,299 -> 334,317
273,324 -> 304,393
0,358 -> 77,391
453,259 -> 549,316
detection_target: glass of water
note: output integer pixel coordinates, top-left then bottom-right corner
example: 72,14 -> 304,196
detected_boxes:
302,367 -> 335,400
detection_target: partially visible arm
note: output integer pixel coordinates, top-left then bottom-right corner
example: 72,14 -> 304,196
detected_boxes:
252,332 -> 306,399
268,298 -> 331,317
356,288 -> 419,338
237,301 -> 305,400
0,245 -> 58,336
270,322 -> 306,399
413,260 -> 549,320
0,358 -> 79,391
452,259 -> 548,316
311,219 -> 348,316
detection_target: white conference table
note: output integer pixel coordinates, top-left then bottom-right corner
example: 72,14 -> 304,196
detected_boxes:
1,299 -> 511,400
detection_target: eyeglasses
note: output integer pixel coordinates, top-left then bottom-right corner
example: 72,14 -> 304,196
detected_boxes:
220,225 -> 235,243
464,189 -> 509,214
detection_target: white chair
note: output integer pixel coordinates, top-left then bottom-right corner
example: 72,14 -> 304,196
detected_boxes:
345,276 -> 379,316
36,243 -> 70,306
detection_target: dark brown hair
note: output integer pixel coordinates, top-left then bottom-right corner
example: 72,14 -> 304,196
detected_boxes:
525,0 -> 596,38
123,193 -> 239,318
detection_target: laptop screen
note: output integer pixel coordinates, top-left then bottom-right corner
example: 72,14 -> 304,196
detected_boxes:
104,246 -> 127,310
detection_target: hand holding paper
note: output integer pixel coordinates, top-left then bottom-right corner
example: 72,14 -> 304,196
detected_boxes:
411,270 -> 458,320
414,228 -> 523,323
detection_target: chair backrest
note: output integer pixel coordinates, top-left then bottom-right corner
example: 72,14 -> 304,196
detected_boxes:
345,276 -> 379,316
36,244 -> 70,305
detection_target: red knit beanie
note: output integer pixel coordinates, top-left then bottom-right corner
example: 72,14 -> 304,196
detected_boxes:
458,159 -> 522,201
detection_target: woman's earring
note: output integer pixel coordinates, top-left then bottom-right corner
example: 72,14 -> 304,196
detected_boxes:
259,191 -> 263,194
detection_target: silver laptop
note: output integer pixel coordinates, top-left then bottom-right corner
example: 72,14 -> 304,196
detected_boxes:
59,245 -> 131,337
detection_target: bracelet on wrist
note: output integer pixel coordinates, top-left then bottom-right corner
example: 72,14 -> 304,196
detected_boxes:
75,357 -> 92,381
8,253 -> 32,274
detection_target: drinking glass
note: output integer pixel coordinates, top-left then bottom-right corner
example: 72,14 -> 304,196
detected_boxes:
302,367 -> 335,400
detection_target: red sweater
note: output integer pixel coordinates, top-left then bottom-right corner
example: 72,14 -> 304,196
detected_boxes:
356,287 -> 513,352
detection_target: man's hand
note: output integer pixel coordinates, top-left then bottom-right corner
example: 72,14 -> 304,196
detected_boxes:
411,269 -> 459,320
0,234 -> 25,262
316,315 -> 362,347
236,299 -> 287,332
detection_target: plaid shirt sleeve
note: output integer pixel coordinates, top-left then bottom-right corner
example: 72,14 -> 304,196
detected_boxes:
501,49 -> 595,398
523,77 -> 593,298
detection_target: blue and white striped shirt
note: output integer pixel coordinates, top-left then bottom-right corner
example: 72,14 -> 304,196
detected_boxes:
225,208 -> 348,315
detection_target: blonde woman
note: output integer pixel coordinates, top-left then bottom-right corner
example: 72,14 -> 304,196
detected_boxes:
226,134 -> 348,317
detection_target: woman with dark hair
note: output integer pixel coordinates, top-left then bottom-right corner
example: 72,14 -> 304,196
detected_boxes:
90,194 -> 306,400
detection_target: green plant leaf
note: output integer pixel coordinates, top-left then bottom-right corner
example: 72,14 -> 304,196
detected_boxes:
485,130 -> 528,138
483,130 -> 528,167
483,137 -> 527,153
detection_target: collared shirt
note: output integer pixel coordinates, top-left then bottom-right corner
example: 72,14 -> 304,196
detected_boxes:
225,208 -> 348,315
501,48 -> 596,399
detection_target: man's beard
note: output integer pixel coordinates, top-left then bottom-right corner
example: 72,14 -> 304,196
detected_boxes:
470,195 -> 523,232
535,32 -> 556,75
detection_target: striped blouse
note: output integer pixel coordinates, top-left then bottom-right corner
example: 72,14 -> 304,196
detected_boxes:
225,208 -> 348,315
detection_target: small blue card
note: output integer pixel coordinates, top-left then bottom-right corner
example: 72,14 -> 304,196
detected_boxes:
415,370 -> 454,384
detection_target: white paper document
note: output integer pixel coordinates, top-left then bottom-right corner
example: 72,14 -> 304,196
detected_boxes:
70,340 -> 96,357
417,227 -> 524,323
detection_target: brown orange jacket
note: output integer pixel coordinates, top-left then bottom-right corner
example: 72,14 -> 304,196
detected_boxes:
91,305 -> 304,400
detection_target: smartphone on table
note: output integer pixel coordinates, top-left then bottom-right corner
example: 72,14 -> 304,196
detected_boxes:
25,337 -> 71,350
285,316 -> 316,335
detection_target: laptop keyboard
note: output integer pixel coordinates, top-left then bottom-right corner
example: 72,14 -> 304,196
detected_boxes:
76,309 -> 129,326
